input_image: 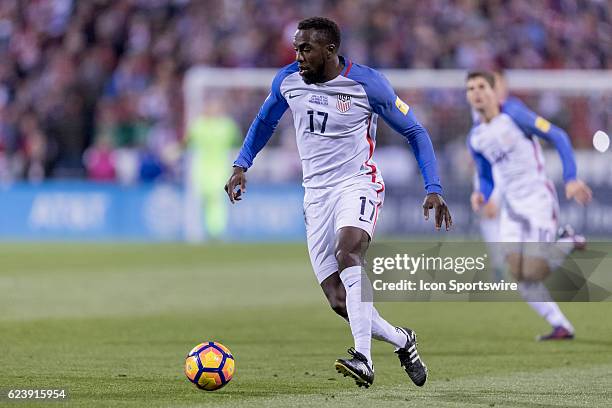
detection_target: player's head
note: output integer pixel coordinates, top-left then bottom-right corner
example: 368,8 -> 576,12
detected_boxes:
294,17 -> 341,84
466,70 -> 497,112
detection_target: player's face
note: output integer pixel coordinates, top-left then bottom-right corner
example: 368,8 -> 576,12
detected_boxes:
466,77 -> 497,111
293,29 -> 327,84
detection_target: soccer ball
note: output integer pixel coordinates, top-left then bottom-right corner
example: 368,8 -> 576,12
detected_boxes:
184,342 -> 235,391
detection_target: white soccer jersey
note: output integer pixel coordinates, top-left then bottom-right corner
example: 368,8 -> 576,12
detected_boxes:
469,113 -> 549,203
235,57 -> 444,283
468,99 -> 579,242
280,73 -> 380,190
234,57 -> 442,196
468,98 -> 577,207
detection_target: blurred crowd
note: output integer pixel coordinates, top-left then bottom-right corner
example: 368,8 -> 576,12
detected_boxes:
0,0 -> 610,183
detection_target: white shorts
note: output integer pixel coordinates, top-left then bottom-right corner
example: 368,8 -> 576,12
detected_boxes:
500,184 -> 559,243
500,184 -> 559,257
304,180 -> 385,284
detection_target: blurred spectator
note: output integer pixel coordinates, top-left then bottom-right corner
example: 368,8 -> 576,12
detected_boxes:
17,110 -> 48,181
0,0 -> 609,182
83,133 -> 115,181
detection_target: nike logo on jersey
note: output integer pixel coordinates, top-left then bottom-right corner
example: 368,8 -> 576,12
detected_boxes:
359,216 -> 372,223
288,93 -> 301,99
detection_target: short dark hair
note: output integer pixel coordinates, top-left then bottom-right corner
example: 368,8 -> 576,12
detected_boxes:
466,70 -> 496,88
297,17 -> 341,49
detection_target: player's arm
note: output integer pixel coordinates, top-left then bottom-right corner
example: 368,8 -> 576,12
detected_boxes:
372,92 -> 442,195
468,136 -> 494,212
362,70 -> 451,230
225,69 -> 290,203
503,102 -> 592,205
471,154 -> 498,218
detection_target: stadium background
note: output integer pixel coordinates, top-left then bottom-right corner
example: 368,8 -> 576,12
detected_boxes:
1,1 -> 612,407
0,0 -> 610,241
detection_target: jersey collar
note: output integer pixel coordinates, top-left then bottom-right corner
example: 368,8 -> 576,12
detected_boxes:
340,56 -> 353,77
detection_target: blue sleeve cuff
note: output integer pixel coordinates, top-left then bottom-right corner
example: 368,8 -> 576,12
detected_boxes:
426,185 -> 443,195
480,180 -> 493,201
232,160 -> 249,171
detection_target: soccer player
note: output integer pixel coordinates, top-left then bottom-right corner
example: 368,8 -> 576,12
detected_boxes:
471,71 -> 540,282
472,70 -> 586,283
466,70 -> 592,340
225,17 -> 452,388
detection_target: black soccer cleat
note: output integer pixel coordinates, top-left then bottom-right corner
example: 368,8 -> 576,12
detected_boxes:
395,327 -> 428,386
334,347 -> 374,388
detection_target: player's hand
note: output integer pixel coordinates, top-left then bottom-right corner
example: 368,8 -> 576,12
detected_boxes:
481,199 -> 498,219
224,166 -> 247,204
565,179 -> 592,206
470,191 -> 485,212
422,193 -> 452,231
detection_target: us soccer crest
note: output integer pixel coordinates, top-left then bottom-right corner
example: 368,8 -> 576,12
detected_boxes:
336,94 -> 352,112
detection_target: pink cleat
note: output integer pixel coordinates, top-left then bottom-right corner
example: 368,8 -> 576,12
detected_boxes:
536,326 -> 575,341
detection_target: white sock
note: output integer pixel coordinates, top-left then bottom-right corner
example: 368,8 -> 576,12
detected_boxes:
371,308 -> 407,349
340,265 -> 373,366
338,308 -> 407,349
519,282 -> 574,331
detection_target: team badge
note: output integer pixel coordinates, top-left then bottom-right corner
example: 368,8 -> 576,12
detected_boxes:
336,94 -> 352,112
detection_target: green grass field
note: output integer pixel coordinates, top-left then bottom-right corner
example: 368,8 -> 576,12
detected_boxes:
1,243 -> 611,407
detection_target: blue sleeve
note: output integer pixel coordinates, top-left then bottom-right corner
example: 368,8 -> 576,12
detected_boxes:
503,100 -> 577,182
233,64 -> 296,170
467,134 -> 494,201
350,67 -> 442,195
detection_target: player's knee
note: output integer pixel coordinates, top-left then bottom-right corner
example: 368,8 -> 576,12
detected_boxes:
506,253 -> 523,280
335,227 -> 369,271
522,258 -> 551,281
335,248 -> 361,271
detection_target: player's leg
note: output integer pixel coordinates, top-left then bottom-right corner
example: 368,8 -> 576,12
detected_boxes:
509,252 -> 574,338
320,272 -> 426,385
303,194 -> 375,387
320,273 -> 348,320
333,226 -> 374,375
332,183 -> 427,387
331,226 -> 375,387
320,271 -> 408,348
332,228 -> 428,387
537,185 -> 585,277
480,215 -> 505,282
502,202 -> 574,340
